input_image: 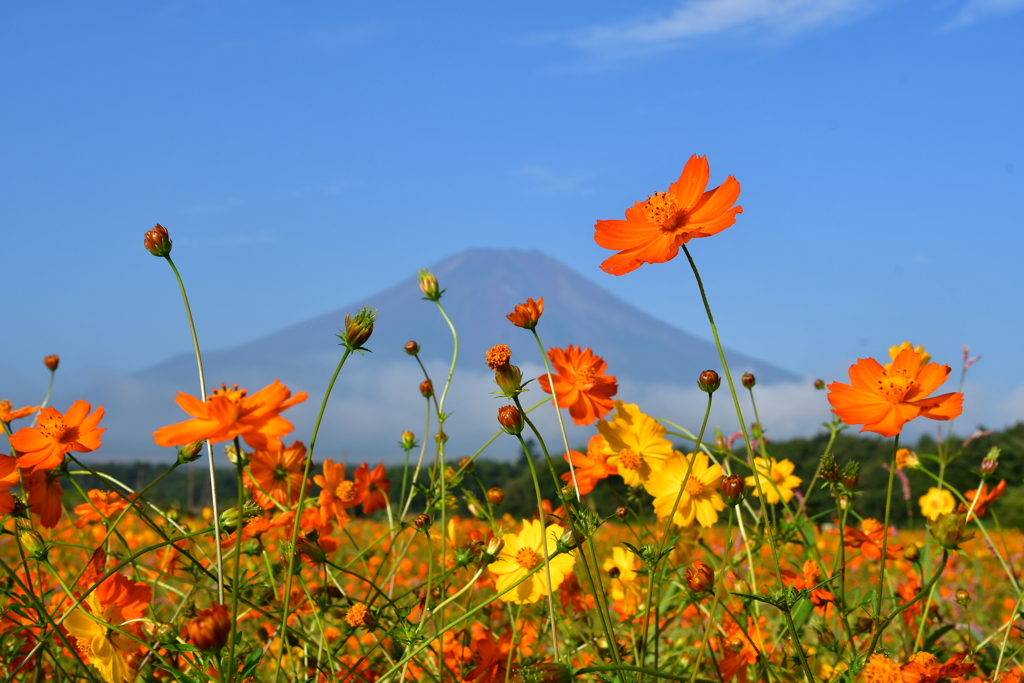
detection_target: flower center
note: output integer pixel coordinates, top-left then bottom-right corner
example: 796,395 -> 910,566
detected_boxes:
485,344 -> 512,371
685,478 -> 703,496
618,449 -> 641,470
338,481 -> 357,504
515,547 -> 540,569
38,413 -> 68,441
212,383 -> 247,403
876,369 -> 914,402
771,467 -> 785,484
643,192 -> 681,227
273,467 -> 289,482
574,366 -> 596,390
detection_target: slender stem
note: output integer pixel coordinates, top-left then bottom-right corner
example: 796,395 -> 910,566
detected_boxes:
869,551 -> 948,656
165,254 -> 225,602
530,328 -> 579,499
577,664 -> 718,683
226,436 -> 246,682
690,510 -> 733,681
272,347 -> 353,683
29,369 -> 57,427
872,435 -> 900,632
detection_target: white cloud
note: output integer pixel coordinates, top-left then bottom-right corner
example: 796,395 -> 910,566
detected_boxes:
941,0 -> 1024,29
566,0 -> 885,57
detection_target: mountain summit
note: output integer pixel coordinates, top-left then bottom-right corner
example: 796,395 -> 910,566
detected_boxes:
75,249 -> 800,461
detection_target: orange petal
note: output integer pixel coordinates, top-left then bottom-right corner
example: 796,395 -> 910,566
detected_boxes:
688,176 -> 741,224
63,400 -> 92,426
668,155 -> 709,210
914,392 -> 963,421
905,362 -> 951,402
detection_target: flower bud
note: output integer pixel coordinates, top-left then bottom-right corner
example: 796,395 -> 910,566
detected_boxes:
607,566 -> 621,579
560,484 -> 575,500
698,370 -> 721,393
219,501 -> 260,534
20,530 -> 49,561
467,499 -> 485,520
494,363 -> 524,397
404,340 -> 420,356
44,355 -> 60,371
420,380 -> 433,398
855,617 -> 874,634
144,224 -> 173,257
719,474 -> 744,507
399,431 -> 416,450
224,442 -> 247,467
820,453 -> 840,483
685,560 -> 715,593
418,269 -> 441,300
186,603 -> 231,651
741,373 -> 756,389
497,405 -> 523,435
930,511 -> 975,550
813,378 -> 825,390
841,461 -> 860,492
435,431 -> 448,445
903,545 -> 920,563
955,589 -> 971,606
714,434 -> 728,451
177,441 -> 204,464
506,297 -> 544,330
615,506 -> 628,520
483,536 -> 505,562
486,487 -> 504,505
557,527 -> 583,554
295,537 -> 329,565
816,627 -> 837,650
414,514 -> 431,531
980,457 -> 999,478
339,306 -> 376,350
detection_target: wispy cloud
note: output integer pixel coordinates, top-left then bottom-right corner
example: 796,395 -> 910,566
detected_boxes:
514,165 -> 594,196
941,0 -> 1024,29
561,0 -> 886,59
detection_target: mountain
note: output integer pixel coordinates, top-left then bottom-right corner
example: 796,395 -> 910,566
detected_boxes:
60,249 -> 804,463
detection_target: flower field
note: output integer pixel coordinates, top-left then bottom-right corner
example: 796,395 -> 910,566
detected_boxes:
2,158 -> 1022,682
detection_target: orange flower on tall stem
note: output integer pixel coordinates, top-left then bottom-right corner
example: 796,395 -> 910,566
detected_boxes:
10,400 -> 105,471
506,297 -> 544,330
843,518 -> 903,561
827,347 -> 963,437
963,479 -> 1006,519
315,459 -> 360,527
0,399 -> 39,424
560,434 -> 617,494
153,380 -> 307,451
354,462 -> 390,515
64,573 -> 151,683
594,154 -> 742,276
537,345 -> 617,425
245,441 -> 309,510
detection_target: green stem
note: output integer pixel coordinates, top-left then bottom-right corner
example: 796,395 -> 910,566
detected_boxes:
872,434 -> 900,633
272,347 -> 353,683
530,328 -> 579,499
225,436 -> 246,682
868,551 -> 948,656
577,664 -> 718,682
165,254 -> 225,602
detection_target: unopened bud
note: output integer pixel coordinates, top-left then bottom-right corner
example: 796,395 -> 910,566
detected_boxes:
467,499 -> 485,520
714,435 -> 728,451
719,474 -> 744,507
339,306 -> 376,350
506,297 -> 544,330
930,511 -> 976,550
418,269 -> 441,301
435,431 -> 448,445
224,443 -> 247,467
855,617 -> 874,634
607,566 -> 620,579
414,514 -> 431,531
903,545 -> 920,563
186,603 -> 231,651
144,224 -> 172,257
821,453 -> 840,483
816,627 -> 837,650
497,405 -> 523,435
404,340 -> 420,356
841,461 -> 860,492
698,370 -> 721,393
20,530 -> 49,561
615,506 -> 628,520
420,380 -> 433,398
457,457 -> 474,473
486,487 -> 504,505
295,537 -> 329,565
955,589 -> 971,606
484,536 -> 505,560
399,431 -> 416,450
560,484 -> 575,500
44,355 -> 60,371
557,528 -> 583,553
980,457 -> 999,477
219,501 -> 260,534
494,363 -> 524,397
177,441 -> 204,464
685,560 -> 714,593
741,373 -> 756,389
813,378 -> 825,390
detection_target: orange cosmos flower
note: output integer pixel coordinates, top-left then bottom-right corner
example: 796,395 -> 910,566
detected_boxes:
594,155 -> 742,276
315,459 -> 360,527
64,573 -> 151,683
153,380 -> 307,451
843,518 -> 903,561
506,297 -> 544,330
560,434 -> 617,495
73,490 -> 135,528
827,347 -> 963,437
0,400 -> 39,424
10,400 -> 105,471
537,345 -> 618,426
963,479 -> 1006,519
244,441 -> 308,509
0,453 -> 18,514
24,469 -> 65,528
354,462 -> 390,515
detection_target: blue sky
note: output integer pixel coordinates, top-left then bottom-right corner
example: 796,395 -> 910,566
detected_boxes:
2,1 -> 1022,437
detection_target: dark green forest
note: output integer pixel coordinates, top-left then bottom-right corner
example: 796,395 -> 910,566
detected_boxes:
68,422 -> 1024,528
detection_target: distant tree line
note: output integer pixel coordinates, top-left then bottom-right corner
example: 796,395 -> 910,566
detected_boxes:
68,422 -> 1024,528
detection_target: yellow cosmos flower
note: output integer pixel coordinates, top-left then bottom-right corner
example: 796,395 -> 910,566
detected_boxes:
885,341 -> 930,370
64,593 -> 136,683
603,546 -> 642,612
598,401 -> 672,487
745,457 -> 802,504
488,519 -> 576,604
644,451 -> 725,528
919,487 -> 955,521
